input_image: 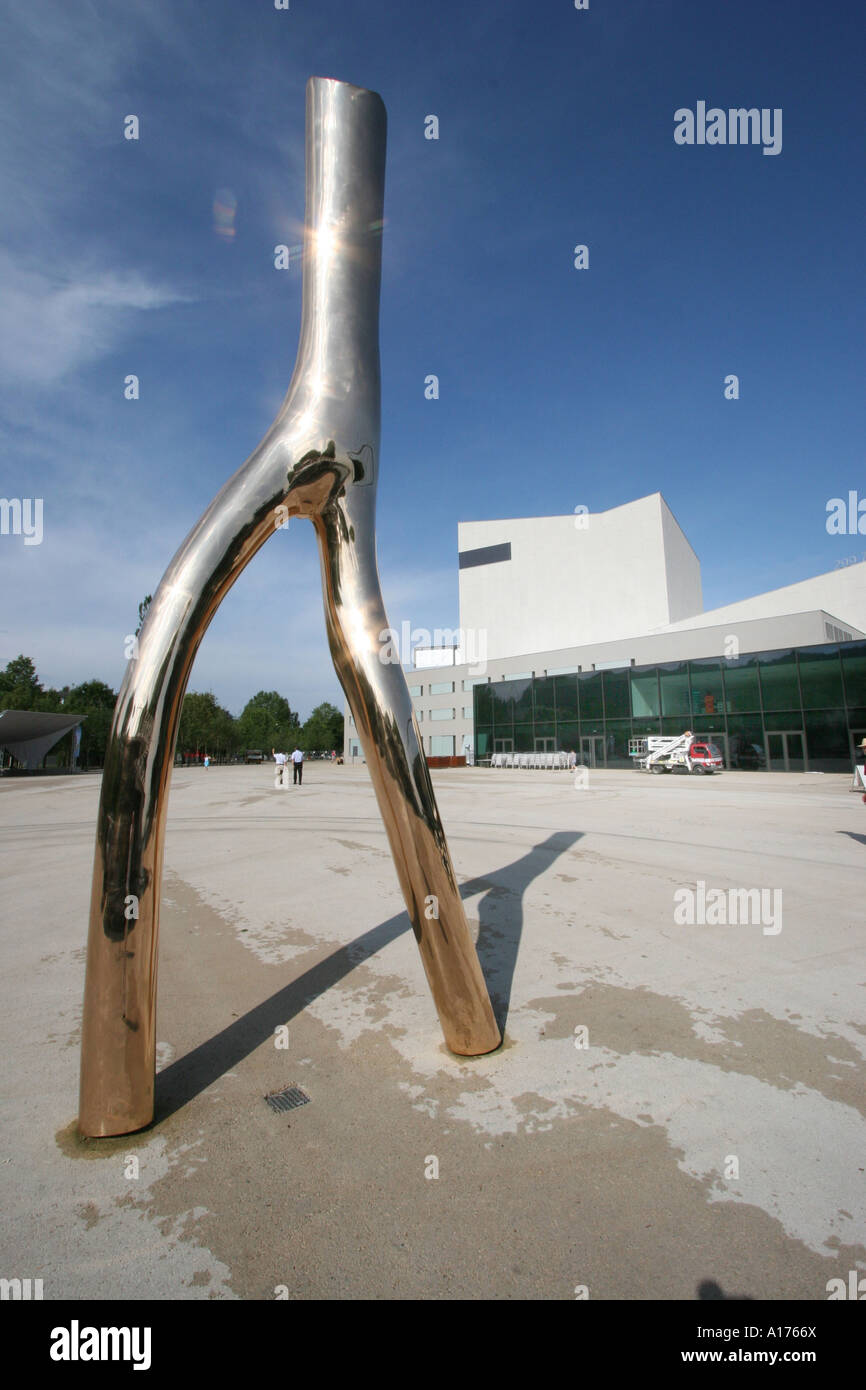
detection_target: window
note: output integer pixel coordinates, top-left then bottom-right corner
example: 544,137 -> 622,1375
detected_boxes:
758,651 -> 799,711
578,671 -> 604,719
473,684 -> 493,722
803,710 -> 848,771
492,678 -> 531,724
723,657 -> 761,712
604,720 -> 632,765
661,716 -> 687,735
558,719 -> 578,751
554,674 -> 578,719
688,659 -> 724,716
430,707 -> 454,721
727,718 -> 766,769
430,681 -> 454,695
841,643 -> 866,707
630,671 -> 659,718
429,734 -> 455,756
659,663 -> 691,717
408,684 -> 423,697
463,707 -> 473,719
602,668 -> 630,719
533,676 -> 556,721
797,647 -> 843,709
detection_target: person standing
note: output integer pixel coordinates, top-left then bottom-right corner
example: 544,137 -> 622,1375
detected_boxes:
292,746 -> 304,785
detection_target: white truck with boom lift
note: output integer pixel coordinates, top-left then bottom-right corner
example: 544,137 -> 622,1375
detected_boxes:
631,731 -> 724,775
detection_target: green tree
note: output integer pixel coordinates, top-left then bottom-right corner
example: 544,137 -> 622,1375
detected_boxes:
178,691 -> 236,760
236,690 -> 299,752
0,654 -> 42,710
67,680 -> 117,711
67,680 -> 118,768
299,701 -> 344,753
36,685 -> 69,714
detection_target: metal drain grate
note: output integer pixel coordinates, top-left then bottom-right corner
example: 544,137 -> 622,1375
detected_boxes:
265,1084 -> 311,1114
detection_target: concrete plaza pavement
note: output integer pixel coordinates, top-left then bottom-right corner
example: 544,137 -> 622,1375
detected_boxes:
1,761 -> 864,1300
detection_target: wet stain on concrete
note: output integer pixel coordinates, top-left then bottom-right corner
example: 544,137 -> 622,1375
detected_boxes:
531,982 -> 866,1116
55,1119 -> 155,1160
75,1201 -> 102,1229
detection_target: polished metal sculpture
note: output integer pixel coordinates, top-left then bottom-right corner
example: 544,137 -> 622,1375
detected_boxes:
79,77 -> 501,1138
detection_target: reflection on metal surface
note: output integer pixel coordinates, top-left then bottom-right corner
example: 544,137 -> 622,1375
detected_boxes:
79,77 -> 500,1138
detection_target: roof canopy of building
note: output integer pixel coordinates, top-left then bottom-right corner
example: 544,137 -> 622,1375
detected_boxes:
0,710 -> 86,767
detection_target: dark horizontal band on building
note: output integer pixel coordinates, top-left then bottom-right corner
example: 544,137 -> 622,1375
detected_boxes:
458,542 -> 512,570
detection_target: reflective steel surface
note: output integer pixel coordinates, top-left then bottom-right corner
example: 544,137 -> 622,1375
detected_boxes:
79,77 -> 501,1138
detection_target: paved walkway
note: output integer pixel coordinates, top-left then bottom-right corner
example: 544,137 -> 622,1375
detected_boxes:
1,764 -> 864,1298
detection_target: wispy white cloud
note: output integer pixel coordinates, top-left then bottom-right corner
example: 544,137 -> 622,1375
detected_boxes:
0,248 -> 191,386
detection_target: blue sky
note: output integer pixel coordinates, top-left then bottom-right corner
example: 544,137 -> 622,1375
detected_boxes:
1,0 -> 863,717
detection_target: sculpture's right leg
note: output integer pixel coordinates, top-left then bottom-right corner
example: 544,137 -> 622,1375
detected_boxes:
314,503 -> 502,1058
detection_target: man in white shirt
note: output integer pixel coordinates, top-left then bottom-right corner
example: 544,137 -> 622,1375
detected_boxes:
273,748 -> 287,787
291,747 -> 304,785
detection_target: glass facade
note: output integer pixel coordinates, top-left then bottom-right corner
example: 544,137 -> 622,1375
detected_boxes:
473,641 -> 866,772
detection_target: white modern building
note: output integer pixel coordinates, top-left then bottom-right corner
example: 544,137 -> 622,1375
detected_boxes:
344,494 -> 866,773
457,495 -> 703,660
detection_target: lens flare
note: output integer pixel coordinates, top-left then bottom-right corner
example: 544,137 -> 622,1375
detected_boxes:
213,188 -> 237,241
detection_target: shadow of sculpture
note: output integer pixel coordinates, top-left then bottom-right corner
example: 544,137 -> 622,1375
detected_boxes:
469,830 -> 582,1032
154,829 -> 582,1125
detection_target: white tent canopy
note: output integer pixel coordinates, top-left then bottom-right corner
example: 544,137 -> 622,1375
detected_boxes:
0,710 -> 86,768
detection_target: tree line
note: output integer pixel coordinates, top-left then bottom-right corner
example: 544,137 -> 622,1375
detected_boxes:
0,655 -> 343,768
